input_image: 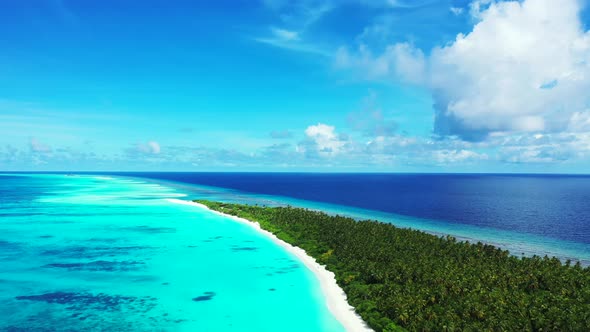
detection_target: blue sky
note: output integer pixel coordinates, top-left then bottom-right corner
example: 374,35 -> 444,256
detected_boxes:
1,0 -> 590,172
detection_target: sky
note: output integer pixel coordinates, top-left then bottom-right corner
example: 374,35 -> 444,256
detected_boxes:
1,0 -> 590,172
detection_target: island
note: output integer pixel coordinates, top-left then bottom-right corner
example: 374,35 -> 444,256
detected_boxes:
195,200 -> 590,332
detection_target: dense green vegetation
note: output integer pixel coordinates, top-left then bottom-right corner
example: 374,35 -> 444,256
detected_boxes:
197,200 -> 590,332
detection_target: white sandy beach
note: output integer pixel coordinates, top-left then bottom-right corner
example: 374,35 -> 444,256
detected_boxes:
166,198 -> 373,332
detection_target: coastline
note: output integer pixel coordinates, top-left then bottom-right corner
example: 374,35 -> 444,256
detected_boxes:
166,198 -> 373,332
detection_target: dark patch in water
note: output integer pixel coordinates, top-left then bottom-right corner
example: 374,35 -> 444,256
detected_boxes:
43,260 -> 145,272
41,245 -> 152,259
161,282 -> 169,286
202,236 -> 227,243
0,240 -> 19,249
0,240 -> 22,257
269,288 -> 276,292
3,327 -> 42,332
231,246 -> 259,252
271,263 -> 300,275
38,235 -> 54,238
122,226 -> 176,234
15,291 -> 157,312
192,291 -> 216,302
87,237 -> 119,243
131,275 -> 159,283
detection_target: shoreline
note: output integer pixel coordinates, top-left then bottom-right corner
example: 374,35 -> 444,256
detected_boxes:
166,198 -> 373,332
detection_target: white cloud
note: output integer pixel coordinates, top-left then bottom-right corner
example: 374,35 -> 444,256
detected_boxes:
430,0 -> 590,138
302,123 -> 347,155
338,0 -> 590,142
136,141 -> 161,155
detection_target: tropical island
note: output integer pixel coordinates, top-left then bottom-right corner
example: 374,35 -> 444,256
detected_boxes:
196,200 -> 590,332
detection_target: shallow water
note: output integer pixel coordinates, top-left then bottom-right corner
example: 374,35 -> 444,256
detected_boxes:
0,174 -> 344,331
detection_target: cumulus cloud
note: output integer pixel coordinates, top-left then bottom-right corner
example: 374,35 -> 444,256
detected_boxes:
338,0 -> 590,142
430,0 -> 590,140
299,123 -> 348,156
304,123 -> 342,151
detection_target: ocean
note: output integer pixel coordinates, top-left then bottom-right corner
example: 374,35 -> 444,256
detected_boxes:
2,172 -> 590,331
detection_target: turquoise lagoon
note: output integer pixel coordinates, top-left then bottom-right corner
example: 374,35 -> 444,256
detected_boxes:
0,174 -> 345,331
